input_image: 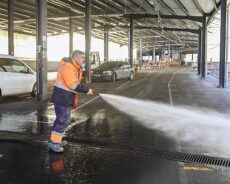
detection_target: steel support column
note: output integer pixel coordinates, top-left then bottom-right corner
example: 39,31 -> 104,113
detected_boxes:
36,0 -> 48,101
219,0 -> 227,88
69,15 -> 73,56
8,0 -> 14,56
128,30 -> 130,63
129,18 -> 134,66
198,30 -> 201,74
85,0 -> 91,83
139,31 -> 142,68
226,4 -> 230,83
153,45 -> 156,62
168,45 -> 171,61
104,25 -> 109,62
201,16 -> 207,78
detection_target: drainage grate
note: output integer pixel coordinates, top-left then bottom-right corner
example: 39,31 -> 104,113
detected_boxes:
129,149 -> 230,167
1,135 -> 230,167
66,137 -> 230,167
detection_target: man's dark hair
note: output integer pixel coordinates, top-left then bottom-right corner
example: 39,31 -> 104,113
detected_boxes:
72,50 -> 84,58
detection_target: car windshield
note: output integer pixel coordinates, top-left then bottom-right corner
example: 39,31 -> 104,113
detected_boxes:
99,62 -> 120,69
0,58 -> 14,72
0,58 -> 27,73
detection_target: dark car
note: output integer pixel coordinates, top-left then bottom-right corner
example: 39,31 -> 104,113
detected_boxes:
92,61 -> 135,82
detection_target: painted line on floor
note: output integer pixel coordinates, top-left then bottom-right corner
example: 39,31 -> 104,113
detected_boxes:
168,68 -> 188,184
183,166 -> 212,171
168,72 -> 177,105
0,117 -> 53,124
116,81 -> 130,90
168,69 -> 183,106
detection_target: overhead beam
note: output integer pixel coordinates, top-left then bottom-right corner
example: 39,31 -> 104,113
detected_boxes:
7,13 -> 124,24
158,0 -> 175,14
207,1 -> 221,25
192,0 -> 205,15
116,0 -> 145,13
174,0 -> 190,15
131,0 -> 156,14
120,26 -> 199,34
98,0 -> 128,13
48,0 -> 85,14
157,0 -> 198,30
123,14 -> 203,22
8,13 -> 205,25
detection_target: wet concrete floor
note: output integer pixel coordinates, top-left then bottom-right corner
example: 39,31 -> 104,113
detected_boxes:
1,66 -> 230,183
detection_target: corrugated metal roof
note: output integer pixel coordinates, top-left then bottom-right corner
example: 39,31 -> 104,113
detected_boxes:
0,0 -> 222,52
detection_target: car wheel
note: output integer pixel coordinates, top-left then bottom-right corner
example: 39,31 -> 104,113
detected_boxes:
129,72 -> 134,80
31,83 -> 37,97
111,73 -> 116,82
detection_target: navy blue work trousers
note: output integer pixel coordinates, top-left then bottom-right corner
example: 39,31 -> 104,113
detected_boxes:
52,105 -> 72,133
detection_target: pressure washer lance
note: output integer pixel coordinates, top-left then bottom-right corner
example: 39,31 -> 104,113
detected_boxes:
64,93 -> 100,135
70,91 -> 100,124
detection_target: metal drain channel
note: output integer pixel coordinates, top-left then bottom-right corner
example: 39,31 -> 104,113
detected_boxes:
1,136 -> 230,167
66,137 -> 230,167
130,150 -> 230,167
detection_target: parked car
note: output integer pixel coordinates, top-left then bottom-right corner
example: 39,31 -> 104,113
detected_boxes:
0,54 -> 37,99
92,61 -> 135,82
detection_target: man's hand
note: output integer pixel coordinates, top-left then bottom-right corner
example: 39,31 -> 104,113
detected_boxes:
87,88 -> 94,95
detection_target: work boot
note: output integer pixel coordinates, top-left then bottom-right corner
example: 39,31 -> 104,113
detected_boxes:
48,141 -> 64,153
60,140 -> 67,147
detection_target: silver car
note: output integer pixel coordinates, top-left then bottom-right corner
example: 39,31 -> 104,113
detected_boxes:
92,61 -> 135,82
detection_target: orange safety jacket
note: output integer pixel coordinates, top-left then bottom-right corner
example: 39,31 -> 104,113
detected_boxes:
51,57 -> 87,108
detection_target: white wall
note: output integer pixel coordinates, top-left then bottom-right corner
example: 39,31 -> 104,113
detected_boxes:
207,26 -> 220,62
0,30 -> 129,62
185,54 -> 198,63
0,30 -> 8,54
206,7 -> 230,62
0,30 -> 36,57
